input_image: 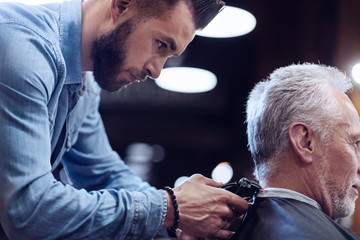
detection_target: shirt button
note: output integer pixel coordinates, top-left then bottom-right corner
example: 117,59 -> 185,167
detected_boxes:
66,134 -> 71,150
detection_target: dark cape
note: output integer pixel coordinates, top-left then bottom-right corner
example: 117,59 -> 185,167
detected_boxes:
232,197 -> 359,240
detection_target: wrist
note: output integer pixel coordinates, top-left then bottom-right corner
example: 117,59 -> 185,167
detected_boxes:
163,186 -> 180,237
163,189 -> 175,227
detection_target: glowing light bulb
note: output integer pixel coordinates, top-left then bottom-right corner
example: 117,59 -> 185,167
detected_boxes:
211,162 -> 233,184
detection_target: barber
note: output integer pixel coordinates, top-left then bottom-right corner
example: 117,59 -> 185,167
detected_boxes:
0,0 -> 248,239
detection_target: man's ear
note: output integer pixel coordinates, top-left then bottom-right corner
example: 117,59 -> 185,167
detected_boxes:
110,0 -> 133,20
288,122 -> 314,165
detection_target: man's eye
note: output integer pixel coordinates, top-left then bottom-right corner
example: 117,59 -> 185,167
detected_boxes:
158,40 -> 167,49
355,141 -> 360,147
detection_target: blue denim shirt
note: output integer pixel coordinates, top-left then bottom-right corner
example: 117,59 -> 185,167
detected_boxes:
0,1 -> 167,239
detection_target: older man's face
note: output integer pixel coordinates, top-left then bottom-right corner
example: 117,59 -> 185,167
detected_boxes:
317,88 -> 360,220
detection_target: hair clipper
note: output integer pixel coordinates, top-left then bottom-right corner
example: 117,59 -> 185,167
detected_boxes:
221,177 -> 261,204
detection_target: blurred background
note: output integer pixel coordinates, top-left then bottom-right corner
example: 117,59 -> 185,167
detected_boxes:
99,0 -> 360,234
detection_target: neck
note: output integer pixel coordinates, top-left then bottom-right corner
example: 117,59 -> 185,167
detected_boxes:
258,154 -> 319,202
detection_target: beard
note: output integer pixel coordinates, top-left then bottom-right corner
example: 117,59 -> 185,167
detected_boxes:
324,180 -> 356,220
91,19 -> 143,92
317,154 -> 357,219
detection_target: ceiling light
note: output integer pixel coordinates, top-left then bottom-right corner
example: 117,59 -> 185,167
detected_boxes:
155,67 -> 217,93
196,6 -> 256,38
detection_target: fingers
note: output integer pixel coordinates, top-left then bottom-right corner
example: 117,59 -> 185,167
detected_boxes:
178,226 -> 235,240
213,229 -> 235,239
187,175 -> 249,215
172,174 -> 249,239
188,174 -> 223,188
208,188 -> 249,219
222,189 -> 250,215
176,229 -> 199,240
222,219 -> 231,230
212,218 -> 234,239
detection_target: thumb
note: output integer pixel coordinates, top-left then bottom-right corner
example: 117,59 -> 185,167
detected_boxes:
187,174 -> 223,187
201,176 -> 223,187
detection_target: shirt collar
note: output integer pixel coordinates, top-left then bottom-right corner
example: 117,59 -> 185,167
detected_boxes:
59,0 -> 83,85
258,187 -> 322,210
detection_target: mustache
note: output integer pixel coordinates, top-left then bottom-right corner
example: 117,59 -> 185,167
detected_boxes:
128,69 -> 148,81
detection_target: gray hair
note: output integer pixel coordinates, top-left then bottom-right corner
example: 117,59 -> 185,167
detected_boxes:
246,63 -> 352,179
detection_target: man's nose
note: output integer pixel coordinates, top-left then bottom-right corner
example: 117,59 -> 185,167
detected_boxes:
145,57 -> 168,79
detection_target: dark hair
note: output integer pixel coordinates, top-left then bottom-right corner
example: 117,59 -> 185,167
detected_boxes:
136,0 -> 225,30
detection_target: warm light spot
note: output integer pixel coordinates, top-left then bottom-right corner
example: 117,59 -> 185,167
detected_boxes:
211,162 -> 233,184
352,63 -> 360,84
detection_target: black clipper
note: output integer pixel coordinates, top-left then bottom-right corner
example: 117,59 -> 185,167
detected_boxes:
221,177 -> 261,204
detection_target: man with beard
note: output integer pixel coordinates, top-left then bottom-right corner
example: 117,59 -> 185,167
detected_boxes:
0,0 -> 249,239
233,63 -> 360,239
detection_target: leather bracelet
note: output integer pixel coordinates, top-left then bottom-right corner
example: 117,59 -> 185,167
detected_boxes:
164,186 -> 179,237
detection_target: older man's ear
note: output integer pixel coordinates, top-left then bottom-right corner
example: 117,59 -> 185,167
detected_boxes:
288,122 -> 314,165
